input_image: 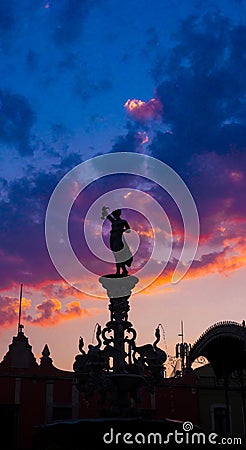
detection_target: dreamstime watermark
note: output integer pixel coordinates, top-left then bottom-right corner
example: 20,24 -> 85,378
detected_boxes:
102,421 -> 242,446
45,152 -> 200,298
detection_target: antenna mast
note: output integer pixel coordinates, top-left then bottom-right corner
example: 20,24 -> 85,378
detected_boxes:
178,320 -> 184,345
18,283 -> 24,335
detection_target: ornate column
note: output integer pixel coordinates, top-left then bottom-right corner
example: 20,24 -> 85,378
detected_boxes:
98,275 -> 139,373
73,274 -> 166,417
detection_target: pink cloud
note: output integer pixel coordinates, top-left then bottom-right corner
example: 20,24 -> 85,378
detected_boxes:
0,293 -> 98,329
0,295 -> 31,327
124,98 -> 163,122
24,298 -> 89,326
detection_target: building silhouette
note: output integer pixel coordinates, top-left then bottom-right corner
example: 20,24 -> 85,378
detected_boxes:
0,320 -> 245,449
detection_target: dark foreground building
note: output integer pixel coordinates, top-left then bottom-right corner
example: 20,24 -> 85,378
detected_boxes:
0,320 -> 245,449
0,327 -> 198,450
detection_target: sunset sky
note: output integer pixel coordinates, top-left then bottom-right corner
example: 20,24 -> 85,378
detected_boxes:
1,0 -> 246,371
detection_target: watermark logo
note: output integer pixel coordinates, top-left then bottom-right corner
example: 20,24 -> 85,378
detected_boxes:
45,152 -> 200,298
182,421 -> 193,432
102,422 -> 242,446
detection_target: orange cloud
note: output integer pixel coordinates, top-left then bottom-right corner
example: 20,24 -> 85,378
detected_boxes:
24,298 -> 90,326
124,98 -> 163,122
0,295 -> 31,327
136,131 -> 149,144
141,236 -> 246,294
34,280 -> 88,300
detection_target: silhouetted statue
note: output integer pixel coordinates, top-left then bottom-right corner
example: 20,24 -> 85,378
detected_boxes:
103,208 -> 133,276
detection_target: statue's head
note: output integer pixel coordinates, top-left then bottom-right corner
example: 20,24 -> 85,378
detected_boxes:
112,209 -> 121,218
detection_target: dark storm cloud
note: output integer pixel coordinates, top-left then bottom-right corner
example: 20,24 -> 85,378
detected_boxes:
0,152 -> 163,290
111,127 -> 141,153
59,152 -> 83,169
74,77 -> 112,103
1,7 -> 246,294
185,150 -> 246,238
114,12 -> 246,251
0,150 -> 86,289
0,90 -> 35,155
53,0 -> 100,46
144,13 -> 246,234
0,2 -> 15,34
151,13 -> 246,171
26,50 -> 39,73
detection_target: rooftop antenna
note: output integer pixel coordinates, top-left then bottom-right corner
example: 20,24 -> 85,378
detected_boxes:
178,320 -> 184,345
176,320 -> 190,373
17,283 -> 24,335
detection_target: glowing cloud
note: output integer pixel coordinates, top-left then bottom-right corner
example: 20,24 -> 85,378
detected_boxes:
24,298 -> 88,326
136,131 -> 149,144
0,296 -> 31,327
124,98 -> 163,122
145,235 -> 246,293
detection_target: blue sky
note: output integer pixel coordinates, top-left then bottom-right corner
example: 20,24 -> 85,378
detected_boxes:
0,0 -> 246,369
1,0 -> 244,175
